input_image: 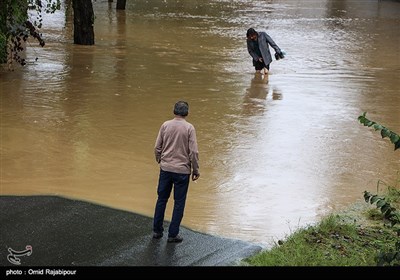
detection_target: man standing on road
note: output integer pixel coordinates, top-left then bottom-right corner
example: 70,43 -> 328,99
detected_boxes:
152,101 -> 200,243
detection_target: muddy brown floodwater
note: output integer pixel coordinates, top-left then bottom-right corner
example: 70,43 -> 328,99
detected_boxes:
1,0 -> 399,247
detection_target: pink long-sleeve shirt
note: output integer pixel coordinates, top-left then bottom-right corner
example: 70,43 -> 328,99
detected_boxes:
154,117 -> 199,175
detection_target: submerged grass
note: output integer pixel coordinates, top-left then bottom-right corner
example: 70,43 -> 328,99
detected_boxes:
243,186 -> 400,266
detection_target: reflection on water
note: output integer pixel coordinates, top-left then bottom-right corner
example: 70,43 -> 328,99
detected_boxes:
1,0 -> 399,247
242,73 -> 283,116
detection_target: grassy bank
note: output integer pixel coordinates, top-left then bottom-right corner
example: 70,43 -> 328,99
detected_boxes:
242,186 -> 400,266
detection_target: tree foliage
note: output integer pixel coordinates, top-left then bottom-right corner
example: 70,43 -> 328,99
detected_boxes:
0,0 -> 61,67
364,190 -> 400,266
358,112 -> 400,151
360,112 -> 400,265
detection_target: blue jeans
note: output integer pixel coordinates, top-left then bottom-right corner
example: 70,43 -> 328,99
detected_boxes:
153,169 -> 190,237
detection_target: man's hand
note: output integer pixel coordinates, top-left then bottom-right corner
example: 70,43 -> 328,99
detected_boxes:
192,173 -> 200,181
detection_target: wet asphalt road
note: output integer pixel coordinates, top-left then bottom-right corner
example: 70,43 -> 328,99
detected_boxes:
0,196 -> 262,266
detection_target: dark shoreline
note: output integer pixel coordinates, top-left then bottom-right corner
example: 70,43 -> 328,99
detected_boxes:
0,195 -> 262,266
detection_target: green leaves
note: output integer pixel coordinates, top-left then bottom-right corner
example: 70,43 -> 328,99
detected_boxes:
381,128 -> 391,139
364,190 -> 400,265
396,140 -> 400,151
363,191 -> 400,226
358,112 -> 400,151
360,113 -> 399,266
1,0 -> 61,67
390,133 -> 400,144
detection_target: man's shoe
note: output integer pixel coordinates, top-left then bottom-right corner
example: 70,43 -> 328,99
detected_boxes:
167,235 -> 183,243
153,232 -> 163,239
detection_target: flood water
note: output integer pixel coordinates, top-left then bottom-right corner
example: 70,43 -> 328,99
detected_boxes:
1,0 -> 399,247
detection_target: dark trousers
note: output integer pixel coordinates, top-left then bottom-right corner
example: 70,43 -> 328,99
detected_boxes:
253,59 -> 270,71
153,169 -> 190,237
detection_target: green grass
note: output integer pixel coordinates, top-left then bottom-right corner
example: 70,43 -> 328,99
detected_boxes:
243,187 -> 400,266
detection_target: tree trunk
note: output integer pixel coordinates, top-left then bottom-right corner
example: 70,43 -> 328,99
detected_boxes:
0,0 -> 7,63
116,0 -> 126,10
72,0 -> 94,45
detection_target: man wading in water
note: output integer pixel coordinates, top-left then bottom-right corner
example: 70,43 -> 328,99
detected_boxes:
246,27 -> 284,75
